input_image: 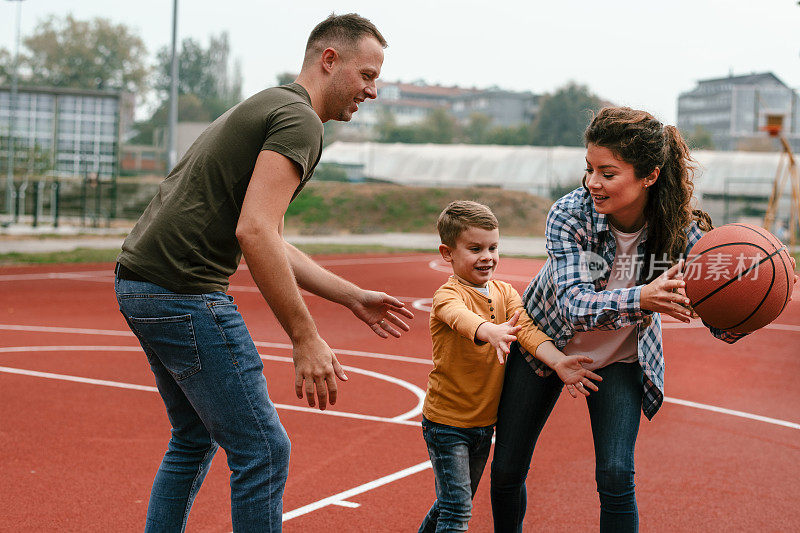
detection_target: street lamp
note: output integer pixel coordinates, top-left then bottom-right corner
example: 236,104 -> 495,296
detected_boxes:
167,0 -> 178,171
4,0 -> 24,221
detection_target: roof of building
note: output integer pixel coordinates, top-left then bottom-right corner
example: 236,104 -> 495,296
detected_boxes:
377,81 -> 481,97
374,98 -> 444,109
696,72 -> 786,88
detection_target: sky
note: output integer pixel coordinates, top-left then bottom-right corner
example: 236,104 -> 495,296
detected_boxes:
1,1 -> 799,124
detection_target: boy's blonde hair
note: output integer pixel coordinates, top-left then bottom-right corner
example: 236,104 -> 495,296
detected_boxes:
437,200 -> 498,247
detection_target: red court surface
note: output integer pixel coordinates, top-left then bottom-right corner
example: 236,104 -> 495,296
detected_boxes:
1,254 -> 799,532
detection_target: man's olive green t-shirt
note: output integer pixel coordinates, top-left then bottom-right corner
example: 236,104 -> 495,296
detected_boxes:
117,83 -> 323,294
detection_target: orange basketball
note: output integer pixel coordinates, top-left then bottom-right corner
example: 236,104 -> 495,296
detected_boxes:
684,223 -> 794,333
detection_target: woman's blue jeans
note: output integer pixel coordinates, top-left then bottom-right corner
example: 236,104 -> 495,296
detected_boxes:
419,416 -> 494,532
115,276 -> 291,533
490,344 -> 643,533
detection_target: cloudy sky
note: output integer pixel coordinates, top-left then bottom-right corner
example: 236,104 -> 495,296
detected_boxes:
1,1 -> 798,123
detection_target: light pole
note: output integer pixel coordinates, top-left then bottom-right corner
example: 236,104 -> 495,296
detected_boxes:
5,0 -> 24,220
167,0 -> 179,171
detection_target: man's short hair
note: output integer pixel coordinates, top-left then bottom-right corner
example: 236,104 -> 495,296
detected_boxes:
437,201 -> 499,247
305,13 -> 387,61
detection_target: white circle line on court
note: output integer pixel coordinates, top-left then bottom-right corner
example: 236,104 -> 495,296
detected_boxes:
0,270 -> 113,282
0,324 -> 433,363
412,298 -> 433,313
259,354 -> 424,421
254,341 -> 432,365
2,346 -> 799,524
1,344 -> 798,432
0,256 -> 436,283
0,345 -> 424,422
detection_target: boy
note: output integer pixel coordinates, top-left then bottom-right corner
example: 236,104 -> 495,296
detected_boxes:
419,201 -> 601,532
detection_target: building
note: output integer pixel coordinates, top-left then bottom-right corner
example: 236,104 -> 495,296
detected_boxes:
121,122 -> 211,176
120,145 -> 166,175
451,88 -> 540,128
677,72 -> 800,152
0,85 -> 134,180
343,80 -> 540,138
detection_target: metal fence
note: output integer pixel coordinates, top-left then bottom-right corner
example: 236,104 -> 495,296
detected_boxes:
1,175 -> 160,228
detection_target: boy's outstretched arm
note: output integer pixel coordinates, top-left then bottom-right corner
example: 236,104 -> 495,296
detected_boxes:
533,341 -> 602,398
505,287 -> 601,397
475,310 -> 522,363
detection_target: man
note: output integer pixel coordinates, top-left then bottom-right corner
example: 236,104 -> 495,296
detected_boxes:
114,14 -> 410,532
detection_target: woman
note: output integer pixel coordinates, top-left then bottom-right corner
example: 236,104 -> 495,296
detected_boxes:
489,106 -> 797,532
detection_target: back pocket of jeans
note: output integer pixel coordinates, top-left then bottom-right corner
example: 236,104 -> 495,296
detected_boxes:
128,314 -> 201,380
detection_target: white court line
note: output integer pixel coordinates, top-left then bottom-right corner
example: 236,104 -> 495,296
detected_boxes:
0,366 -> 159,391
3,344 -> 800,523
0,324 -> 433,364
0,325 -> 135,337
0,270 -> 424,305
331,501 -> 361,508
253,341 -> 431,366
663,397 -> 800,430
259,354 -> 424,421
0,345 -> 141,353
0,256 -> 433,283
0,346 -> 425,427
0,270 -> 113,282
227,284 -> 422,305
282,460 -> 432,522
3,345 -> 798,434
412,298 -> 433,313
270,403 -> 419,427
0,364 -> 422,427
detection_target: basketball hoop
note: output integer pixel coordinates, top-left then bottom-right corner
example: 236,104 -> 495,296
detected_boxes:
762,114 -> 784,137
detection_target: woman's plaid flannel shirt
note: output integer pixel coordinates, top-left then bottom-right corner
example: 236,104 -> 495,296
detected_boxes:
519,188 -> 746,419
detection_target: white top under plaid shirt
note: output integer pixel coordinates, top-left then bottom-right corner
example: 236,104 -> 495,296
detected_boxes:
520,188 -> 746,419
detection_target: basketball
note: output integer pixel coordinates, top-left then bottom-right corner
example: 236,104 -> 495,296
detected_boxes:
684,223 -> 794,333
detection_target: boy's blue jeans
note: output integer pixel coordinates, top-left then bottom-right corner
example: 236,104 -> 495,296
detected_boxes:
490,345 -> 643,533
419,416 -> 494,532
115,275 -> 291,533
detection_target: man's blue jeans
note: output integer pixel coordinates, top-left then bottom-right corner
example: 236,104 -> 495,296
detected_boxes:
115,275 -> 291,532
490,345 -> 643,533
419,416 -> 494,532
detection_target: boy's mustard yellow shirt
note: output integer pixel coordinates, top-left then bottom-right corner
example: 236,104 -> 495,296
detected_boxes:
423,276 -> 551,428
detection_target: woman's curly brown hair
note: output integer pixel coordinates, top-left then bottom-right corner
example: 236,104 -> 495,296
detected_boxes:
583,107 -> 713,283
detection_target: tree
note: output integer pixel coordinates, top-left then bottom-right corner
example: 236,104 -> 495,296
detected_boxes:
463,113 -> 492,144
130,94 -> 211,145
376,109 -> 421,143
485,124 -> 531,145
530,82 -> 603,147
154,32 -> 242,119
0,49 -> 12,85
276,72 -> 296,86
14,15 -> 148,94
419,108 -> 457,144
155,38 -> 215,98
375,108 -> 459,144
131,33 -> 243,145
684,125 -> 715,150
